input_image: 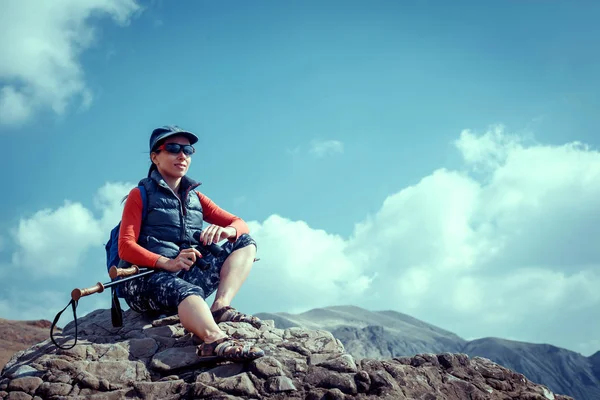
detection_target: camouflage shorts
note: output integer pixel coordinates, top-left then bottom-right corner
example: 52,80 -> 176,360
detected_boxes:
121,233 -> 257,314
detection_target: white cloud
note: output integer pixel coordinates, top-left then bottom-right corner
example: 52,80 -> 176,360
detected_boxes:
310,140 -> 344,158
94,181 -> 138,231
243,215 -> 373,310
10,182 -> 135,277
0,0 -> 141,126
454,124 -> 524,172
11,202 -> 103,276
238,125 -> 600,353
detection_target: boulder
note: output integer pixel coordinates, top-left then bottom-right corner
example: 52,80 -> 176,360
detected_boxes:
0,308 -> 573,399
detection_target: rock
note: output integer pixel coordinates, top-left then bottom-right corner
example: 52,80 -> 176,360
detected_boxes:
132,379 -> 187,399
249,356 -> 284,378
0,308 -> 574,399
317,354 -> 358,373
150,347 -> 200,372
6,392 -> 33,400
6,377 -> 42,395
304,366 -> 358,394
266,375 -> 296,392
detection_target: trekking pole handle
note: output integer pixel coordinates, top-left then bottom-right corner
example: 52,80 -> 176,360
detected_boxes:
71,282 -> 104,301
109,265 -> 140,279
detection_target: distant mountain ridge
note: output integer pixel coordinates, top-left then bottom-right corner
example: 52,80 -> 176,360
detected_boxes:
256,305 -> 600,400
0,318 -> 56,370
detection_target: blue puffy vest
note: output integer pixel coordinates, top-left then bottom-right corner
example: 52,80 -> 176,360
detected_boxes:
119,169 -> 205,268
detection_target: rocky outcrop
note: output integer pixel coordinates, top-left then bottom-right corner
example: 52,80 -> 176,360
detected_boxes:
463,338 -> 600,400
256,305 -> 598,400
0,308 -> 572,399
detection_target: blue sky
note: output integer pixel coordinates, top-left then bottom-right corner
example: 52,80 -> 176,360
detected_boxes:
1,0 -> 600,356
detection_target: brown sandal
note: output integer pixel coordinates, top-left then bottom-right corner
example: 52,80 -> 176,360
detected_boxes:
212,306 -> 263,329
196,336 -> 264,362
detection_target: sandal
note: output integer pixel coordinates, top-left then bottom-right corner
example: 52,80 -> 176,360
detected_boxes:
212,306 -> 263,329
196,336 -> 264,362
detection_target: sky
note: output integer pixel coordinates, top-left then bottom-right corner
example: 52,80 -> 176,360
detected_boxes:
1,0 -> 599,357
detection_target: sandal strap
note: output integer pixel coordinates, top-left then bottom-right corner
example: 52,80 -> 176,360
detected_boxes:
213,306 -> 263,327
211,306 -> 234,321
240,343 -> 254,357
197,336 -> 265,361
214,339 -> 243,357
197,336 -> 228,357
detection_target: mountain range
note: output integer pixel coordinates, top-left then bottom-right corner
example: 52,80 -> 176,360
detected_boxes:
256,305 -> 600,400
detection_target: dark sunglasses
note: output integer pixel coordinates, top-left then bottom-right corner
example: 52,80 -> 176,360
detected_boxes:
157,143 -> 195,156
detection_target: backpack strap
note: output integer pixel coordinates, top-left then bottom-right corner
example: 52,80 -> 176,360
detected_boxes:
139,184 -> 148,219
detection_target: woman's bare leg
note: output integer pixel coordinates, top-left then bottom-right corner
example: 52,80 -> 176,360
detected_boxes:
210,244 -> 257,313
178,295 -> 226,343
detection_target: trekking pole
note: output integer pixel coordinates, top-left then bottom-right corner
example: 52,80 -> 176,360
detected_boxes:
51,264 -> 155,350
70,265 -> 155,301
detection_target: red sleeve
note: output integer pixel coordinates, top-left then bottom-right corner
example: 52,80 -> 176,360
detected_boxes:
118,187 -> 162,267
197,191 -> 249,240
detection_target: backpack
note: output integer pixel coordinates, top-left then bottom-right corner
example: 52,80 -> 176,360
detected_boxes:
104,184 -> 148,326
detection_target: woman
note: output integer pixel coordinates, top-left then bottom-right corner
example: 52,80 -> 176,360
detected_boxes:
117,125 -> 264,362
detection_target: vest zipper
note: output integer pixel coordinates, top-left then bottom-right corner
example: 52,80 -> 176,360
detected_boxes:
158,179 -> 200,247
181,183 -> 200,246
158,181 -> 187,244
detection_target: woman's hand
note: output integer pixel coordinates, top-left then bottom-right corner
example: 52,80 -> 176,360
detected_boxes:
156,247 -> 203,272
200,225 -> 236,246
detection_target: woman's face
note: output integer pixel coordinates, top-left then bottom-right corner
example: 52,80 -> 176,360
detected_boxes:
151,135 -> 194,180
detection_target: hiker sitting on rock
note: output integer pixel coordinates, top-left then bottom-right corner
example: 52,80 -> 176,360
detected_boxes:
117,125 -> 265,362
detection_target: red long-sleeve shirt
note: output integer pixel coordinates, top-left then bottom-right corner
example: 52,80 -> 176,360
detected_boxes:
118,187 -> 249,267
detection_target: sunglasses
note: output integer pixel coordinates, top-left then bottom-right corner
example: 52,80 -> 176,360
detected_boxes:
157,143 -> 195,156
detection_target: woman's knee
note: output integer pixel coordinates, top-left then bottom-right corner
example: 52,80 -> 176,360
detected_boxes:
176,287 -> 206,307
231,233 -> 257,256
178,293 -> 202,307
227,243 -> 256,264
232,233 -> 258,251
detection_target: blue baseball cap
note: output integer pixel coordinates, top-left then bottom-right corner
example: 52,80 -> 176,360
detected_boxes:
149,125 -> 199,152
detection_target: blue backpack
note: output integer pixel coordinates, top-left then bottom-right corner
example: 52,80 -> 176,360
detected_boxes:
104,184 -> 148,298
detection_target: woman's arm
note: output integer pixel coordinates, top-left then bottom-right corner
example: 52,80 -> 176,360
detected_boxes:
197,191 -> 249,241
118,187 -> 163,267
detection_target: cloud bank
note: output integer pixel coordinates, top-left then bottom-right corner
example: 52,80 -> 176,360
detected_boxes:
3,126 -> 599,355
11,182 -> 135,277
247,125 -> 600,354
0,0 -> 141,125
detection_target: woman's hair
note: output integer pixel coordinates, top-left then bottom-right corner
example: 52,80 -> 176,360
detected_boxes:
147,140 -> 164,177
147,162 -> 157,177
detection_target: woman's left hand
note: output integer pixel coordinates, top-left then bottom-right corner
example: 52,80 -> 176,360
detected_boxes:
200,225 -> 236,245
